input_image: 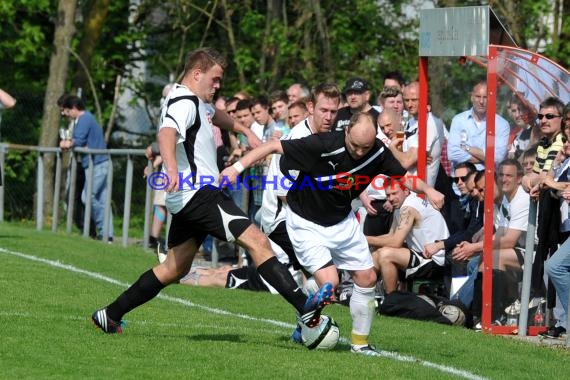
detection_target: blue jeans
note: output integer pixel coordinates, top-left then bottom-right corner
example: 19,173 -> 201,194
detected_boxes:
82,160 -> 113,237
453,256 -> 480,308
545,237 -> 570,315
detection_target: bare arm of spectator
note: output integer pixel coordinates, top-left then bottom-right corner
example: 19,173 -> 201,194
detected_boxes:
0,88 -> 16,108
366,206 -> 417,248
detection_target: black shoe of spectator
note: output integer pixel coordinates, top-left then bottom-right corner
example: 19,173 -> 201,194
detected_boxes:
540,326 -> 566,339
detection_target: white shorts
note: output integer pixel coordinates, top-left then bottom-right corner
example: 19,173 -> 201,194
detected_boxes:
285,208 -> 374,274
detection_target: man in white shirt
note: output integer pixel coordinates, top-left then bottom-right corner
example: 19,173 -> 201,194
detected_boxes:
367,185 -> 450,294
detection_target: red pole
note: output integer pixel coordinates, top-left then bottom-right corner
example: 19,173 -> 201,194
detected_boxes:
482,45 -> 498,332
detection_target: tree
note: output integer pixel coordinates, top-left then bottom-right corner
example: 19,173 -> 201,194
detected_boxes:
37,0 -> 77,223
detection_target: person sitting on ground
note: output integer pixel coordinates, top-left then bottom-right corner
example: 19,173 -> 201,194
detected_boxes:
423,162 -> 483,299
455,159 -> 529,326
158,241 -> 305,294
367,183 -> 450,295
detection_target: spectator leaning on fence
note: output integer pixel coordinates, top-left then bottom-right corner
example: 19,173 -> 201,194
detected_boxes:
59,95 -> 114,242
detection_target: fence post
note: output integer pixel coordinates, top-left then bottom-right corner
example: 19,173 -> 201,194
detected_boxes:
122,154 -> 134,247
102,156 -> 113,241
518,199 -> 538,336
52,151 -> 62,232
66,154 -> 78,234
36,152 -> 44,231
83,154 -> 94,238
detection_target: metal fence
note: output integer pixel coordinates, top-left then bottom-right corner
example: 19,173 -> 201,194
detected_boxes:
0,143 -> 154,249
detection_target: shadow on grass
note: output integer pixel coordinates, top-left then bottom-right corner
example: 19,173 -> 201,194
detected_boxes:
188,333 -> 244,343
0,234 -> 24,239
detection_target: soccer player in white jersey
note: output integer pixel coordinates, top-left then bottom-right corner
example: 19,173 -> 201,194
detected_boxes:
222,112 -> 444,356
260,83 -> 341,266
91,47 -> 333,337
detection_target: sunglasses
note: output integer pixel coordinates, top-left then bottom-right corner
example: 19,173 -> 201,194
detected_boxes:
227,109 -> 236,114
452,175 -> 470,184
537,113 -> 561,120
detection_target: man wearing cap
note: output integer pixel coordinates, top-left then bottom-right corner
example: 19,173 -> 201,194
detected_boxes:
332,77 -> 379,132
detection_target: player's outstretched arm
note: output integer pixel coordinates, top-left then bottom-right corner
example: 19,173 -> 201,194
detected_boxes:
402,172 -> 444,210
219,139 -> 283,185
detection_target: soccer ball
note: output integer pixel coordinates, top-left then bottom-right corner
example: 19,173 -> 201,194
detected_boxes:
301,315 -> 340,350
438,304 -> 466,326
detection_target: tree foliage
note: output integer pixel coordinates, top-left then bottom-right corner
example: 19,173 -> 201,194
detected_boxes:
0,0 -> 567,221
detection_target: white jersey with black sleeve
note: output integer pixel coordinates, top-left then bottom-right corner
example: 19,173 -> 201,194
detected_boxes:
159,84 -> 218,214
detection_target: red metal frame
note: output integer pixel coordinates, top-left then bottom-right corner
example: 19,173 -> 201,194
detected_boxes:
417,44 -> 568,336
481,45 -> 498,333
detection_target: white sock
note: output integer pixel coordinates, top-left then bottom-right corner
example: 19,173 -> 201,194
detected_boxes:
350,284 -> 376,339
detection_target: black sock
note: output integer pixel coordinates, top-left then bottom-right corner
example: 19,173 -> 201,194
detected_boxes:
257,256 -> 307,314
106,269 -> 166,321
148,236 -> 158,248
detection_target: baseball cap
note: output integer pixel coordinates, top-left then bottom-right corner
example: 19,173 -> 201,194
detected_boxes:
343,78 -> 369,94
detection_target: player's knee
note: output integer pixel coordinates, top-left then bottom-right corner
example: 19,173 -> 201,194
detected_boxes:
376,247 -> 393,265
353,268 -> 377,288
239,228 -> 273,263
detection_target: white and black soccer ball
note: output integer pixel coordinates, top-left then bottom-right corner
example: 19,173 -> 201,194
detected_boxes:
438,304 -> 466,326
301,315 -> 340,350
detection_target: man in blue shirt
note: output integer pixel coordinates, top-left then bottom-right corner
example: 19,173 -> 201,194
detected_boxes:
447,81 -> 510,171
59,95 -> 113,241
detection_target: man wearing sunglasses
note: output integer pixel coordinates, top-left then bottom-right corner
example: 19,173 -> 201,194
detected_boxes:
423,162 -> 483,301
522,97 -> 566,192
521,96 -> 566,313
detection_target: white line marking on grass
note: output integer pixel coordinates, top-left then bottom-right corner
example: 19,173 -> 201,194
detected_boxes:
1,247 -> 486,380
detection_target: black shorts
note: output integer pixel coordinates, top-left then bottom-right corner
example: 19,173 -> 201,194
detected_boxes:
168,186 -> 251,249
225,266 -> 269,291
404,249 -> 445,280
514,247 -> 525,266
